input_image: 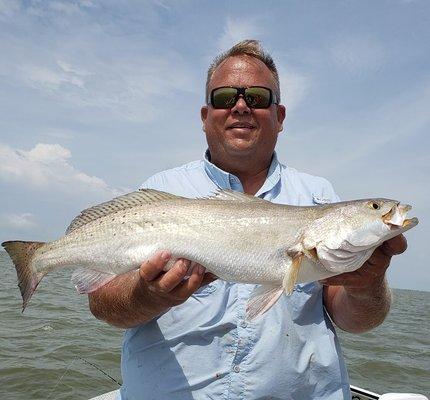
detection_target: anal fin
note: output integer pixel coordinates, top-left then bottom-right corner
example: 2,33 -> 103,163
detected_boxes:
71,268 -> 117,294
246,285 -> 284,320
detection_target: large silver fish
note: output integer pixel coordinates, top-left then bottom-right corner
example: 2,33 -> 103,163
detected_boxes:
2,189 -> 418,318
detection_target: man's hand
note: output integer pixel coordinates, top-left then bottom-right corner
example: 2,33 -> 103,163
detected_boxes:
139,251 -> 216,309
321,234 -> 407,291
88,251 -> 216,329
322,234 -> 407,333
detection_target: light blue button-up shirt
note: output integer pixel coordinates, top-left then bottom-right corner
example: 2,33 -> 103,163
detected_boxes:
119,152 -> 350,400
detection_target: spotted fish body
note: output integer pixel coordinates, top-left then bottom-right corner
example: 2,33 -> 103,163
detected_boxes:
2,189 -> 418,318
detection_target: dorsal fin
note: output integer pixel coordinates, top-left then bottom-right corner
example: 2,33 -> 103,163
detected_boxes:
205,189 -> 266,203
65,189 -> 183,234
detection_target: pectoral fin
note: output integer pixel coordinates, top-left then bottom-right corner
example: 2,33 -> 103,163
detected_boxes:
246,285 -> 284,321
283,252 -> 303,295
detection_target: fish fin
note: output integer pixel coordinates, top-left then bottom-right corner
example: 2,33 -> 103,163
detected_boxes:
304,247 -> 318,263
246,285 -> 284,320
71,268 -> 117,294
283,252 -> 303,295
1,240 -> 46,312
66,189 -> 183,234
204,189 -> 266,203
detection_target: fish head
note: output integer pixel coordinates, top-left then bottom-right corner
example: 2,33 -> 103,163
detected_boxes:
341,199 -> 418,248
305,199 -> 418,274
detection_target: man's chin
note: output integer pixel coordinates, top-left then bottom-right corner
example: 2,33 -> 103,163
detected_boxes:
224,142 -> 257,156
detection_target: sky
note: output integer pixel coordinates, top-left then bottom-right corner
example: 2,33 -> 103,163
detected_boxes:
0,0 -> 429,291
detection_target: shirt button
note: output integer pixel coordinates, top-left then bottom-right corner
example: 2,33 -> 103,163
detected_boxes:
240,320 -> 247,328
233,365 -> 240,373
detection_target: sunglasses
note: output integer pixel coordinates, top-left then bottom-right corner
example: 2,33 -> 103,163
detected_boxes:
209,86 -> 278,109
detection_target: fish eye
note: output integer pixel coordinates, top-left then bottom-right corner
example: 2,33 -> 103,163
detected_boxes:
371,202 -> 380,210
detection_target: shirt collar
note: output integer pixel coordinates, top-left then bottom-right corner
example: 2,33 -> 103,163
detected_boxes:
203,150 -> 281,197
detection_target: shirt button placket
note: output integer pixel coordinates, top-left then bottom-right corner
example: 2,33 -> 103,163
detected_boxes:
229,285 -> 252,398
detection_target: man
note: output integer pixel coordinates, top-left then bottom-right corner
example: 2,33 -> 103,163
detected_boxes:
89,40 -> 407,400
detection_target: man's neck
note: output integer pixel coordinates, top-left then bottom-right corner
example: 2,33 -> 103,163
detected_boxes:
237,166 -> 270,195
209,152 -> 273,195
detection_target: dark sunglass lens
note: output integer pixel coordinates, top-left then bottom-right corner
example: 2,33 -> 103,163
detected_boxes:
212,88 -> 238,108
245,87 -> 271,108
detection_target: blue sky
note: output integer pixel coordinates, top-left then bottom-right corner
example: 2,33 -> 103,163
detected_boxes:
0,0 -> 428,291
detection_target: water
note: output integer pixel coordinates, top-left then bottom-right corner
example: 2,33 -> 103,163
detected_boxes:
0,251 -> 428,399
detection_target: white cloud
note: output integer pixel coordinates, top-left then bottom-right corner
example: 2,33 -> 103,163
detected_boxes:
330,35 -> 386,76
20,61 -> 88,92
0,212 -> 36,230
0,143 -> 123,196
0,3 -> 195,123
8,54 -> 193,122
217,16 -> 263,52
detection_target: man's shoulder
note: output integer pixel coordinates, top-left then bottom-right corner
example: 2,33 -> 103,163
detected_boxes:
279,163 -> 340,203
281,163 -> 333,188
146,160 -> 204,180
140,159 -> 211,197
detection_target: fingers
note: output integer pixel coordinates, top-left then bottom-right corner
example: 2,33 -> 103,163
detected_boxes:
320,271 -> 362,287
153,259 -> 190,293
380,234 -> 407,257
174,264 -> 205,299
186,264 -> 205,289
139,252 -> 192,293
139,251 -> 171,281
139,254 -> 216,306
365,247 -> 391,272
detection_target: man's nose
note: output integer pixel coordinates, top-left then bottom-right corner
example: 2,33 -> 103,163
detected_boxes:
231,95 -> 251,115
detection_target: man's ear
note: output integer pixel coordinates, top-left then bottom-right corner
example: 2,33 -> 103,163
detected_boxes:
277,104 -> 286,133
201,106 -> 208,133
201,106 -> 208,122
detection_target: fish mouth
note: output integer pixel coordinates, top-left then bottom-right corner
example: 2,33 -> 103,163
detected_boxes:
382,203 -> 418,229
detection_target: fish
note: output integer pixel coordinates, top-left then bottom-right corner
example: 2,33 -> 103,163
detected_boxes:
2,189 -> 418,319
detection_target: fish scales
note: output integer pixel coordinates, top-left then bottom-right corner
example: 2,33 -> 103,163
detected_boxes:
57,199 -> 297,282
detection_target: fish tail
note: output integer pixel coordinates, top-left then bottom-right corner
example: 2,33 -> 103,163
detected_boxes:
2,240 -> 46,312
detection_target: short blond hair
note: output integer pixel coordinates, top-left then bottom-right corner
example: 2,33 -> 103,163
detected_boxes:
206,39 -> 281,103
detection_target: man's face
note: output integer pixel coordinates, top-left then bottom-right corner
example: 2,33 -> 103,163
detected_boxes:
201,56 -> 286,163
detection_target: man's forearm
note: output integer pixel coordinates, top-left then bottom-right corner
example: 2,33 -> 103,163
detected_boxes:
88,270 -> 169,329
323,277 -> 392,333
88,253 -> 209,329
